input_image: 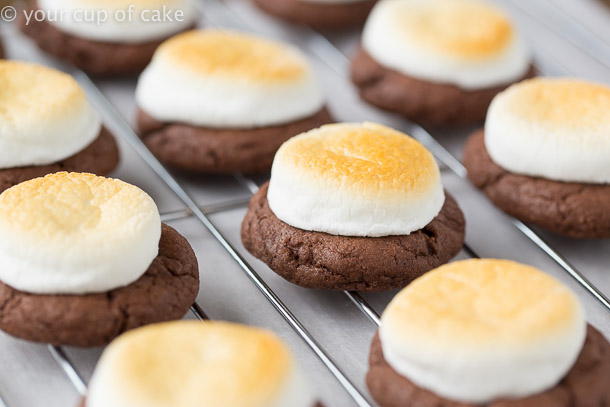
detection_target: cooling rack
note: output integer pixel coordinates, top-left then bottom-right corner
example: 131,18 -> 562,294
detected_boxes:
0,0 -> 608,405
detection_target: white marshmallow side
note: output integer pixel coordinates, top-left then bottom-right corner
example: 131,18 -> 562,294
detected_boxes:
362,0 -> 531,90
0,218 -> 161,295
37,0 -> 197,44
135,54 -> 325,128
380,308 -> 586,403
87,364 -> 315,407
268,163 -> 445,237
485,85 -> 610,184
0,101 -> 101,169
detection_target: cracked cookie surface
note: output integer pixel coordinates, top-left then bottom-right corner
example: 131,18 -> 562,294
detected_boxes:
350,48 -> 536,127
464,129 -> 610,238
367,326 -> 610,407
241,182 -> 465,291
0,224 -> 199,347
137,108 -> 334,174
0,128 -> 119,194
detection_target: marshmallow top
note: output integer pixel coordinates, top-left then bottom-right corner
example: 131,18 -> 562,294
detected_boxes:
380,259 -> 586,403
268,122 -> 444,237
0,172 -> 161,294
362,0 -> 530,90
485,78 -> 610,184
87,321 -> 316,407
37,0 -> 197,44
298,0 -> 371,3
0,61 -> 101,169
135,29 -> 324,128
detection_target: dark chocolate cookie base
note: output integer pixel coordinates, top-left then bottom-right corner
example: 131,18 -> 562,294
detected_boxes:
0,224 -> 199,347
350,48 -> 536,127
19,1 -> 183,76
137,107 -> 334,174
241,183 -> 465,291
0,127 -> 119,194
367,326 -> 610,407
463,129 -> 610,238
252,0 -> 376,30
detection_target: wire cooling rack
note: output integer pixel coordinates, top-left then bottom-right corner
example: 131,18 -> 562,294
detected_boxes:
0,0 -> 608,406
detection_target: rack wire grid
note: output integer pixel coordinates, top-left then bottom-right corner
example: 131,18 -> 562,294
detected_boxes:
0,0 -> 609,406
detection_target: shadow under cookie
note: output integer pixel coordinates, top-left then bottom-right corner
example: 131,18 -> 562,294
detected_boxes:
252,0 -> 376,30
463,129 -> 610,238
241,183 -> 465,291
367,326 -> 610,407
0,224 -> 199,347
19,1 -> 182,76
137,107 -> 334,174
0,127 -> 119,194
350,48 -> 536,127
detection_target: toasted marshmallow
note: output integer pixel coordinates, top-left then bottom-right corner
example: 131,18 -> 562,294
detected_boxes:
299,0 -> 371,3
362,0 -> 530,90
0,61 -> 101,169
37,0 -> 197,44
135,29 -> 324,128
486,78 -> 610,184
87,321 -> 316,407
0,172 -> 161,295
380,259 -> 586,403
268,122 -> 444,237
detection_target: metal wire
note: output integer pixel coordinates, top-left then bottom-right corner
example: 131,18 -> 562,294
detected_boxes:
503,0 -> 610,70
542,0 -> 610,48
190,303 -> 210,321
0,391 -> 9,407
47,346 -> 87,396
159,197 -> 251,222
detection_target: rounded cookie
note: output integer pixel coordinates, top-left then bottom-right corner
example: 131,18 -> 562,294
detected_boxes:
241,183 -> 465,291
138,108 -> 333,174
367,325 -> 610,407
251,0 -> 376,30
351,48 -> 536,126
0,127 -> 119,194
0,224 -> 199,347
463,129 -> 610,238
19,1 -> 186,76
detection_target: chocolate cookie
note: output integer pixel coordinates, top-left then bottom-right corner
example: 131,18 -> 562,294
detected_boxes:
367,325 -> 610,407
19,1 -> 183,76
0,127 -> 119,194
463,130 -> 610,238
351,48 -> 537,127
251,0 -> 376,30
0,224 -> 199,347
137,107 -> 334,174
241,183 -> 465,291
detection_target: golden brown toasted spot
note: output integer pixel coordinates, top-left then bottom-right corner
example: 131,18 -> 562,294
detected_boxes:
156,30 -> 308,82
394,0 -> 514,59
